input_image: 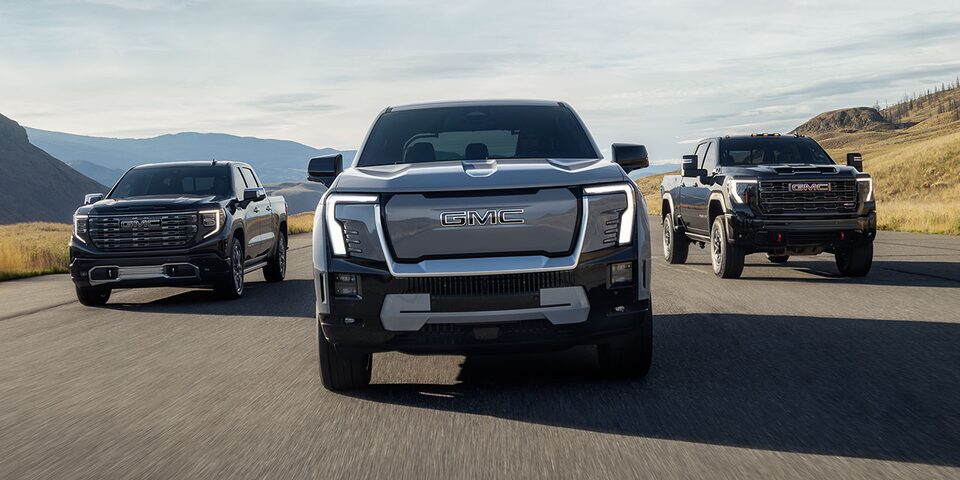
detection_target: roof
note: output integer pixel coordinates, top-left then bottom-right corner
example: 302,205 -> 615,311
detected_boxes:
132,160 -> 247,169
389,99 -> 562,112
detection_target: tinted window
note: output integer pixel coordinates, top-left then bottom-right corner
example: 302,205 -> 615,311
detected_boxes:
701,142 -> 717,171
239,167 -> 259,188
232,167 -> 247,197
357,105 -> 598,167
110,166 -> 231,199
720,138 -> 835,166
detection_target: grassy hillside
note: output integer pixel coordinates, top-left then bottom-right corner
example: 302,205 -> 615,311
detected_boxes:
636,80 -> 960,235
0,223 -> 71,281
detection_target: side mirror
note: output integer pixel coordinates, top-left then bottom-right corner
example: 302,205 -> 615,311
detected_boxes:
611,143 -> 649,172
84,193 -> 104,205
308,154 -> 343,186
846,152 -> 863,172
681,155 -> 707,177
242,187 -> 266,205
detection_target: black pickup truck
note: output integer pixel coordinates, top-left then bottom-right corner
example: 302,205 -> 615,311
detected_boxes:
660,134 -> 876,278
70,161 -> 287,305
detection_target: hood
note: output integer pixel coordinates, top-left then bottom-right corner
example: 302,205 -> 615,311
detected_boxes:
722,164 -> 862,179
77,195 -> 223,215
330,158 -> 628,193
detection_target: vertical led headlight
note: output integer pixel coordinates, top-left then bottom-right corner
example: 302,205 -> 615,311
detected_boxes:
728,178 -> 757,204
199,208 -> 224,239
73,214 -> 88,243
583,183 -> 635,245
857,176 -> 874,202
324,194 -> 379,256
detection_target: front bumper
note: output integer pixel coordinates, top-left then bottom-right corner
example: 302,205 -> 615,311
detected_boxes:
319,246 -> 650,354
725,211 -> 877,252
70,238 -> 231,289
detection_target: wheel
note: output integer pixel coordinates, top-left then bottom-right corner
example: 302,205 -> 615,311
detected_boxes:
215,237 -> 245,299
662,214 -> 689,264
76,286 -> 111,306
598,308 -> 653,379
836,242 -> 873,277
317,317 -> 372,391
710,216 -> 745,279
767,254 -> 790,264
263,232 -> 286,283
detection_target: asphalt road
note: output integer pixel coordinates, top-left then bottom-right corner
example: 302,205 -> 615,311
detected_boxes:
2,222 -> 959,479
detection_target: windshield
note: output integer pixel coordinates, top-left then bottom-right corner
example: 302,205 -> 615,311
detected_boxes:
110,165 -> 232,199
356,105 -> 598,167
719,138 -> 835,166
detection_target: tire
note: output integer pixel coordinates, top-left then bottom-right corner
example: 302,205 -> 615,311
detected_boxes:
662,214 -> 690,264
767,254 -> 790,264
598,308 -> 653,379
263,232 -> 286,283
710,216 -> 745,279
836,241 -> 873,277
76,286 -> 111,306
215,237 -> 245,299
317,317 -> 372,391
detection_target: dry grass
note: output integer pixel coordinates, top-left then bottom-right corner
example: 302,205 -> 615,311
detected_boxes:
287,212 -> 315,235
0,222 -> 72,281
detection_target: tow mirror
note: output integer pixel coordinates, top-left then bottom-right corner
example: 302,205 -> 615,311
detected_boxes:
242,187 -> 266,205
846,152 -> 863,172
611,143 -> 649,172
681,155 -> 706,177
84,193 -> 104,205
308,154 -> 343,186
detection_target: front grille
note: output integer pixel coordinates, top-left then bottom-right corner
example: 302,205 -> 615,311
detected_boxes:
397,271 -> 574,297
88,213 -> 199,250
758,180 -> 858,214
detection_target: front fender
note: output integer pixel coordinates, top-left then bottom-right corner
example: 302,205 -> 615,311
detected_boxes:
634,185 -> 652,301
312,198 -> 331,315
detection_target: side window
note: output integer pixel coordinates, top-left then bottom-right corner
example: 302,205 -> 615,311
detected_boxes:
693,143 -> 706,161
701,141 -> 718,172
241,167 -> 261,188
233,167 -> 247,197
239,168 -> 258,190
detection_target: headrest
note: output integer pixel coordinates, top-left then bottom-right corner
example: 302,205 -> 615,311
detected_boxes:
404,142 -> 436,163
464,143 -> 489,160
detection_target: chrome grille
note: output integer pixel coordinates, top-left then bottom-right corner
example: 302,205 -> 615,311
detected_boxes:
88,213 -> 198,250
398,271 -> 574,297
758,180 -> 858,214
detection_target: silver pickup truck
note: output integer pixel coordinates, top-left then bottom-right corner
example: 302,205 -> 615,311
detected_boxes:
307,100 -> 653,390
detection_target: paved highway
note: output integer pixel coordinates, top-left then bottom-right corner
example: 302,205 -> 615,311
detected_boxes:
1,222 -> 959,479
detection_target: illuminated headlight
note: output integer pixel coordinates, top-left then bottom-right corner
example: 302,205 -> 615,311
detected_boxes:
73,214 -> 88,243
584,183 -> 635,245
199,208 -> 224,239
857,177 -> 874,202
728,179 -> 757,204
325,194 -> 379,256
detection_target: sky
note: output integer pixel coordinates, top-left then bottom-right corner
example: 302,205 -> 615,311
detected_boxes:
2,0 -> 959,163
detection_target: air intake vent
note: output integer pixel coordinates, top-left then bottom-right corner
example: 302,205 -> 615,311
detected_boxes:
398,271 -> 574,297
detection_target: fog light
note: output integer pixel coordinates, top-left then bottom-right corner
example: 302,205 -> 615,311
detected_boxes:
333,273 -> 360,297
609,262 -> 633,286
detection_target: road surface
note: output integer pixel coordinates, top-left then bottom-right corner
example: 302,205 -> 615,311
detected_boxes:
1,222 -> 959,479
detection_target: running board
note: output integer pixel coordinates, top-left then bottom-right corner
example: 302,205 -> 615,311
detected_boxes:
243,262 -> 268,274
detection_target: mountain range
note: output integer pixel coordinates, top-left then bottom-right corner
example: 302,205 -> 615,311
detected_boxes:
25,127 -> 356,186
0,115 -> 107,224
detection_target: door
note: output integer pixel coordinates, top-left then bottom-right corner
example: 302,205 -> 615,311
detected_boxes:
679,142 -> 713,234
237,167 -> 268,260
245,167 -> 276,257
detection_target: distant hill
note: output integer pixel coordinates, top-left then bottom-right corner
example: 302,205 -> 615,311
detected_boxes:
25,128 -> 356,185
0,114 -> 107,224
65,160 -> 126,188
266,181 -> 327,215
637,77 -> 960,234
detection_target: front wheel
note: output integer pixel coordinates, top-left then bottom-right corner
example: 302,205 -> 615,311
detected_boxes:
318,317 -> 372,391
836,242 -> 873,277
710,216 -> 744,279
597,308 -> 653,379
662,214 -> 690,264
76,286 -> 111,306
263,232 -> 286,282
215,237 -> 245,299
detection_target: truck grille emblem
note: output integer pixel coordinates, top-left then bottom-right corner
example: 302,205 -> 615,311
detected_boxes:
790,183 -> 831,192
120,219 -> 161,229
439,209 -> 525,227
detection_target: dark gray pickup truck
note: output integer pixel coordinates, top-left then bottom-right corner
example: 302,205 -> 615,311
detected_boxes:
307,100 -> 653,390
71,161 -> 287,305
660,134 -> 876,278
